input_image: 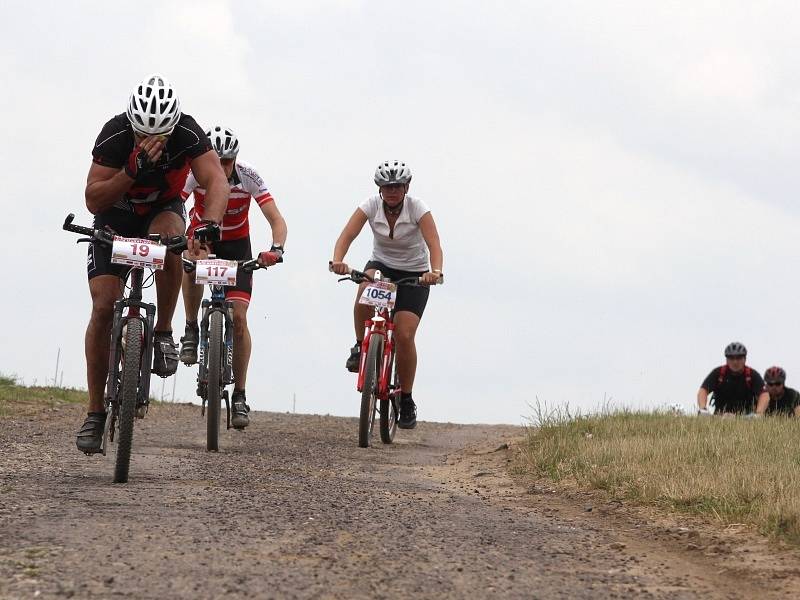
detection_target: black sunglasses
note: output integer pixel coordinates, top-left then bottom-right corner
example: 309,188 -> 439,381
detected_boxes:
767,381 -> 784,386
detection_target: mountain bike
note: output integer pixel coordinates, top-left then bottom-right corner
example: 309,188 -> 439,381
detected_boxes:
335,267 -> 441,448
182,255 -> 269,451
63,213 -> 187,483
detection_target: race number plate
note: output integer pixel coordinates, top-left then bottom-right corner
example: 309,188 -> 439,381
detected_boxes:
110,237 -> 166,269
195,259 -> 238,286
358,281 -> 398,309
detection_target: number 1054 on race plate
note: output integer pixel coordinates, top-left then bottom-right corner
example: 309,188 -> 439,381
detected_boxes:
359,281 -> 397,309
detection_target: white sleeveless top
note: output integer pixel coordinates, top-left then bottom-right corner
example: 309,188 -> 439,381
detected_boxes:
358,194 -> 431,271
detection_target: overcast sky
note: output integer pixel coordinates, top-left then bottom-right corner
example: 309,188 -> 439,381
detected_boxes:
2,1 -> 800,425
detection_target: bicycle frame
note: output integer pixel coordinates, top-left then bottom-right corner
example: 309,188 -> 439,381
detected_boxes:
63,213 -> 187,459
356,280 -> 400,406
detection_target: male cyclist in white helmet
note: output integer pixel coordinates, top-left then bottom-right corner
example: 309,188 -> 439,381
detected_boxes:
76,74 -> 229,454
179,125 -> 288,429
330,161 -> 444,429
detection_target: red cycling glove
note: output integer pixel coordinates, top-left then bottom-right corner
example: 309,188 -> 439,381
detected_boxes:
125,145 -> 154,179
258,251 -> 282,266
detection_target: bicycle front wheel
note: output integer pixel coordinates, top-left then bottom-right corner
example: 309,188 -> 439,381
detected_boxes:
114,319 -> 143,484
359,335 -> 383,448
380,348 -> 398,444
206,311 -> 224,452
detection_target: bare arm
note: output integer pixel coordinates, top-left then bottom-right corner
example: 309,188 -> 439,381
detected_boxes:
755,391 -> 770,415
259,201 -> 287,247
332,209 -> 368,263
85,163 -> 135,215
191,150 -> 229,223
418,212 -> 444,285
697,388 -> 709,410
85,135 -> 168,215
329,209 -> 368,274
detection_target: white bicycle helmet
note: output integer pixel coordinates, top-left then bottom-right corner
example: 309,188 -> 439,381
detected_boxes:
206,125 -> 240,159
374,160 -> 412,186
126,73 -> 182,136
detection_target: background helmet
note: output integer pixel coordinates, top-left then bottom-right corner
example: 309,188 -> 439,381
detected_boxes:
764,366 -> 786,384
126,73 -> 181,135
724,341 -> 747,357
374,160 -> 412,186
206,125 -> 239,159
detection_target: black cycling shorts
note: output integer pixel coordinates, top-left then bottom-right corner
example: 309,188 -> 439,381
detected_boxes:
87,198 -> 186,281
206,237 -> 254,304
364,260 -> 430,318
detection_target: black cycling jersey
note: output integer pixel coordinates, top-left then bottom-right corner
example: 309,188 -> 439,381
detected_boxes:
91,113 -> 212,209
766,386 -> 800,416
701,366 -> 765,414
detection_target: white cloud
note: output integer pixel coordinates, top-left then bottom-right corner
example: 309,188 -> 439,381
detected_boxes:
3,1 -> 800,424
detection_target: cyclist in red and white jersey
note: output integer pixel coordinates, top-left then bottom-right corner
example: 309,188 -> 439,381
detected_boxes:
179,126 -> 287,429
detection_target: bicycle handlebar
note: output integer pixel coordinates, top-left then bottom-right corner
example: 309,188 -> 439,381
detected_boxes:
63,213 -> 189,253
332,265 -> 443,286
181,256 -> 265,274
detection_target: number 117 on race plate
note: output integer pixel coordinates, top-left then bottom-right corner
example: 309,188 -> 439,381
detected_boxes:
195,259 -> 238,286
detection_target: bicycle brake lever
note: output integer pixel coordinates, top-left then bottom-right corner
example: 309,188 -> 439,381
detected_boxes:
76,237 -> 93,244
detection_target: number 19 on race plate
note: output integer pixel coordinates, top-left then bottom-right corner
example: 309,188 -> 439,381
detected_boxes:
110,237 -> 167,269
195,259 -> 238,286
358,281 -> 398,309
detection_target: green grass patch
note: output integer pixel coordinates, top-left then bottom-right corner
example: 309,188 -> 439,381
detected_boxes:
0,374 -> 88,418
516,408 -> 800,544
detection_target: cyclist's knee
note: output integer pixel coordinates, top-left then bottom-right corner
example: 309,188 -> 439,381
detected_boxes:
148,212 -> 184,238
89,300 -> 115,329
394,326 -> 416,347
89,281 -> 119,324
232,303 -> 248,337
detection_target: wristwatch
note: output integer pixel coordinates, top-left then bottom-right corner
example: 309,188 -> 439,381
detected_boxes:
270,244 -> 284,256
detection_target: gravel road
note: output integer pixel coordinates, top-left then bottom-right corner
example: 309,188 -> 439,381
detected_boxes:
1,403 -> 798,599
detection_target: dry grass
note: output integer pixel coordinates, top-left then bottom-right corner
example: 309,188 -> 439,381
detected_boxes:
517,408 -> 800,544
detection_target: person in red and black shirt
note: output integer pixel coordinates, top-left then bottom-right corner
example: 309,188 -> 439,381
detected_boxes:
763,366 -> 800,417
76,74 -> 229,455
696,341 -> 769,416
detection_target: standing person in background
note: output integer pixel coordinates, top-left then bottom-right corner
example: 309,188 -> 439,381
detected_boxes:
696,342 -> 769,416
762,366 -> 800,417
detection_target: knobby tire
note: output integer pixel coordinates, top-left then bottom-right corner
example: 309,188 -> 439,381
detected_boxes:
359,335 -> 382,448
114,319 -> 143,483
380,349 -> 398,444
206,311 -> 224,452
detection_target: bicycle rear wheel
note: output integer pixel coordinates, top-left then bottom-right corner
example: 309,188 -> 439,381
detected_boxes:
359,335 -> 383,448
206,311 -> 224,452
380,349 -> 398,444
114,319 -> 143,484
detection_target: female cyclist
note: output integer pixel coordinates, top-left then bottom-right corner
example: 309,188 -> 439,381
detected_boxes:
330,160 -> 443,429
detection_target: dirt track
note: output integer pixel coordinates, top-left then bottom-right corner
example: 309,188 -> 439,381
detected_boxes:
1,403 -> 799,599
